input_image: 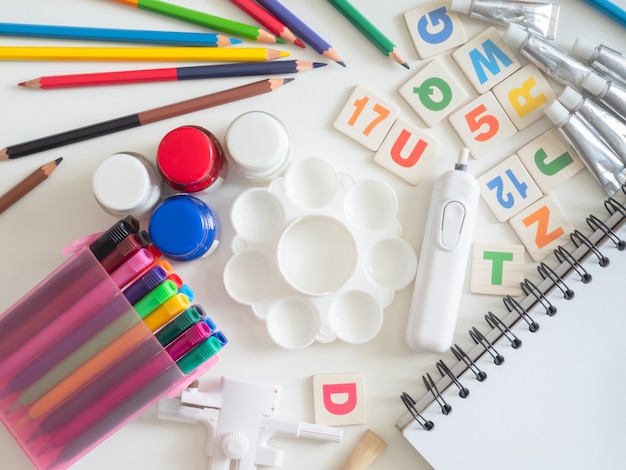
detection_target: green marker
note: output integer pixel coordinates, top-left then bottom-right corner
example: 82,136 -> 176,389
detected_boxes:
156,305 -> 207,346
176,335 -> 223,374
133,280 -> 178,319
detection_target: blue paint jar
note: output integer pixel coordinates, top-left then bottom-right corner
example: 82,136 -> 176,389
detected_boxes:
149,194 -> 220,261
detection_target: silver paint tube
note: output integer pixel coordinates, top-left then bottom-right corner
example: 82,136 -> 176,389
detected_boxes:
451,0 -> 559,39
544,100 -> 626,196
572,37 -> 626,87
558,86 -> 626,165
582,72 -> 626,122
503,24 -> 594,90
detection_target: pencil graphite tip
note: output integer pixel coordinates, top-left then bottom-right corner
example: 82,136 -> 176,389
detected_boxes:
54,157 -> 63,165
295,39 -> 306,48
402,62 -> 410,70
312,62 -> 327,69
18,81 -> 25,87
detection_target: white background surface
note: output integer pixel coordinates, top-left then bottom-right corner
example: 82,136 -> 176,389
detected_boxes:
0,0 -> 624,469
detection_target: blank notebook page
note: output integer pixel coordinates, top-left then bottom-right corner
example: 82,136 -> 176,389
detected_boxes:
399,216 -> 626,469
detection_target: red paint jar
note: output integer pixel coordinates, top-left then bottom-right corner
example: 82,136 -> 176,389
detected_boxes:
157,125 -> 227,193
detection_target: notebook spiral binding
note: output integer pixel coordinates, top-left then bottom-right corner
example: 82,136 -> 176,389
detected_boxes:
398,185 -> 626,432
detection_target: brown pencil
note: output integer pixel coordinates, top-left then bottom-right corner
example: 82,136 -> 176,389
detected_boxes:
0,78 -> 293,160
0,157 -> 62,213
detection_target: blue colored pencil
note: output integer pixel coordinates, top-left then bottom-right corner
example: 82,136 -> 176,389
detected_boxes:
255,0 -> 345,66
0,22 -> 241,47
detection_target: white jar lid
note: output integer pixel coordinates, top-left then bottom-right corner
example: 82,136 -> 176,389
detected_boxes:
225,111 -> 291,181
92,152 -> 157,216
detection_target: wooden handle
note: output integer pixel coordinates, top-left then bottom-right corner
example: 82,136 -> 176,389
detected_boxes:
339,429 -> 387,470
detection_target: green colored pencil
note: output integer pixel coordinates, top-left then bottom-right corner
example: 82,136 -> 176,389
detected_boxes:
111,0 -> 283,43
327,0 -> 409,69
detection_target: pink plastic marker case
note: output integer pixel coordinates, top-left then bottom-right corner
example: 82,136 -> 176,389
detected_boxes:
0,249 -> 218,470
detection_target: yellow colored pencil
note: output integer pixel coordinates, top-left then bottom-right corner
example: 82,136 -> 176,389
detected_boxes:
0,45 -> 289,62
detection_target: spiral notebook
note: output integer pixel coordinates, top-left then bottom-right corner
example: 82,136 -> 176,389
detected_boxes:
396,192 -> 626,469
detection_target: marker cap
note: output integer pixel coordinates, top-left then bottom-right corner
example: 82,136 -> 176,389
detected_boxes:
134,279 -> 179,319
155,305 -> 206,346
144,293 -> 191,332
175,335 -> 222,374
149,194 -> 220,262
157,126 -> 226,193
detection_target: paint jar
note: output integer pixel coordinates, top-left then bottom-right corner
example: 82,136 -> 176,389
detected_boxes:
157,125 -> 226,193
92,151 -> 162,218
224,111 -> 291,182
148,194 -> 220,262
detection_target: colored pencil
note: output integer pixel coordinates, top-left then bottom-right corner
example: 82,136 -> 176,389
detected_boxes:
256,0 -> 346,66
19,60 -> 326,89
228,0 -> 304,47
110,0 -> 281,43
0,45 -> 288,62
0,78 -> 293,160
327,0 -> 409,69
0,158 -> 62,214
0,22 -> 241,47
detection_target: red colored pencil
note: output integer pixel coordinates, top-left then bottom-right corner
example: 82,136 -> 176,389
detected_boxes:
228,0 -> 304,48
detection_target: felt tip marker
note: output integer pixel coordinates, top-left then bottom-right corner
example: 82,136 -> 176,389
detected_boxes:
155,305 -> 207,346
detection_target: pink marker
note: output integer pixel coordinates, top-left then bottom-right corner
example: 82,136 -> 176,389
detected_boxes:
110,248 -> 156,288
165,321 -> 213,361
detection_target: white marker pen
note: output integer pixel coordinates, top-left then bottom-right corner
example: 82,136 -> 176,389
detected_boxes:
406,148 -> 480,354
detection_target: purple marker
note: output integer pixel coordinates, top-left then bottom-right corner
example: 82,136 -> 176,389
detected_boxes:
255,0 -> 345,66
122,265 -> 168,304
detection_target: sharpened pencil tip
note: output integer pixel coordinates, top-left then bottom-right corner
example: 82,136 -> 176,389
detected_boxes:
312,62 -> 327,69
18,82 -> 25,87
295,39 -> 305,48
54,157 -> 63,165
283,78 -> 295,84
402,62 -> 410,69
338,61 -> 347,67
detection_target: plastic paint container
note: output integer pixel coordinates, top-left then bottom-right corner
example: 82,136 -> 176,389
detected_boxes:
157,125 -> 226,193
224,111 -> 291,182
92,152 -> 162,218
148,194 -> 220,262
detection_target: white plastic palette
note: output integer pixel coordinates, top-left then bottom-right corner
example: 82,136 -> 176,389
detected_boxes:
224,158 -> 418,349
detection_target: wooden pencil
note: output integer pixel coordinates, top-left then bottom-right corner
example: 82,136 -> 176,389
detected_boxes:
110,0 -> 281,43
0,22 -> 241,47
0,45 -> 289,62
0,158 -> 62,214
0,78 -> 293,160
19,60 -> 326,89
327,0 -> 409,69
227,0 -> 304,47
256,0 -> 346,66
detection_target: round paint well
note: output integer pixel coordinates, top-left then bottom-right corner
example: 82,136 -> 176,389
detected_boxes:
231,188 -> 285,243
345,180 -> 398,231
225,111 -> 291,182
277,215 -> 358,296
364,238 -> 417,290
329,291 -> 383,344
149,194 -> 220,262
284,158 -> 337,210
157,125 -> 226,193
223,251 -> 277,305
266,297 -> 320,349
92,152 -> 161,218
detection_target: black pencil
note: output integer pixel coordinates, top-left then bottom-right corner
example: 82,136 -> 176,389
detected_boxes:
1,78 -> 293,160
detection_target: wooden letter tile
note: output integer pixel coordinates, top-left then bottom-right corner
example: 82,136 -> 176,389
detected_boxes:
508,194 -> 574,261
373,118 -> 439,185
398,59 -> 469,127
448,92 -> 517,157
477,154 -> 543,222
452,27 -> 521,94
404,0 -> 467,59
312,373 -> 366,426
470,242 -> 524,296
333,85 -> 400,151
492,64 -> 556,130
516,128 -> 585,193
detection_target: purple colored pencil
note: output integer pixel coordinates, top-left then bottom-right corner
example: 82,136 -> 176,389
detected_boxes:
255,0 -> 346,66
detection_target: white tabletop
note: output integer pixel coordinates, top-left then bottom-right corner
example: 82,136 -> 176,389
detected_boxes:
1,1 -> 624,469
